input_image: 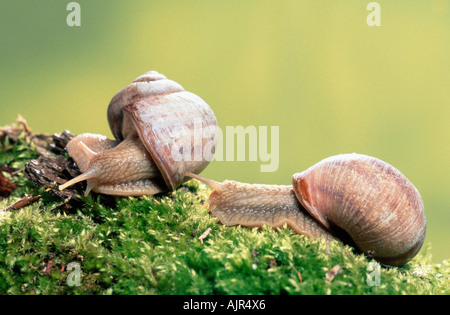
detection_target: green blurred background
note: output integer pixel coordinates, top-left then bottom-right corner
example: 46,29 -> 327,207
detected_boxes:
1,1 -> 448,262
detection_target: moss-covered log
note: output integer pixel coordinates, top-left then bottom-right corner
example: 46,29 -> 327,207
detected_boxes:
0,119 -> 448,295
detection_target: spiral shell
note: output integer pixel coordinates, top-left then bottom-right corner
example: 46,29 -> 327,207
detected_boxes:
59,71 -> 218,196
292,153 -> 426,266
106,71 -> 218,191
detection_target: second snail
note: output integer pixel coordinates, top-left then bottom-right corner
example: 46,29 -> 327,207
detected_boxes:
187,153 -> 426,267
58,71 -> 426,267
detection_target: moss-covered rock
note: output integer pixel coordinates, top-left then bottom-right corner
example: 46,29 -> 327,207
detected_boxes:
0,120 -> 448,295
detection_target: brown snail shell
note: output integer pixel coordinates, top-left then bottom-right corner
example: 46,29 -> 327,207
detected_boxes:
59,71 -> 218,196
292,154 -> 426,266
187,153 -> 426,266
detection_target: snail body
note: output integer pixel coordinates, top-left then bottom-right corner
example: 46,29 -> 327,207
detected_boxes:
187,153 -> 426,266
59,71 -> 218,196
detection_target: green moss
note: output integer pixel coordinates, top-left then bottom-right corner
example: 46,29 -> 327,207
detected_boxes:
0,129 -> 448,295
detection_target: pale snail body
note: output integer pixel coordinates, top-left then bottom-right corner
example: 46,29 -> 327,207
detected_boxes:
188,153 -> 426,266
59,71 -> 218,196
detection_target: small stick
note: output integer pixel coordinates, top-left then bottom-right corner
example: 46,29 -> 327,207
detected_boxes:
0,193 -> 42,212
44,260 -> 54,275
11,168 -> 24,176
289,265 -> 303,283
47,196 -> 72,212
198,228 -> 212,244
325,265 -> 343,284
16,115 -> 32,137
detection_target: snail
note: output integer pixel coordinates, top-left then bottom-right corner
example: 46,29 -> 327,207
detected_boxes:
186,153 -> 426,266
59,71 -> 218,196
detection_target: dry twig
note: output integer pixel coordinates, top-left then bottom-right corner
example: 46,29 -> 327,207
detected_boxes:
0,193 -> 42,212
325,265 -> 343,284
198,228 -> 212,244
289,265 -> 303,283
